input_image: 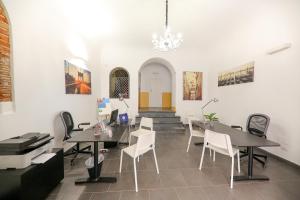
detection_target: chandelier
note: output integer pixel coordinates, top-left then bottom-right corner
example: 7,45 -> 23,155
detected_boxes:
152,0 -> 183,51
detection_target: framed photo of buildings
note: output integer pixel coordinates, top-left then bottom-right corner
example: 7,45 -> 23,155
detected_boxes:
218,62 -> 254,87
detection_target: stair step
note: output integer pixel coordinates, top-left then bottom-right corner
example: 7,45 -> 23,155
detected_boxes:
136,122 -> 185,130
135,117 -> 181,123
155,127 -> 186,133
136,109 -> 185,134
138,112 -> 175,117
136,122 -> 184,126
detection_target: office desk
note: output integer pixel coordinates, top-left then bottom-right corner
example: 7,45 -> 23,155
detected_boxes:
67,125 -> 126,184
118,119 -> 133,144
194,121 -> 280,181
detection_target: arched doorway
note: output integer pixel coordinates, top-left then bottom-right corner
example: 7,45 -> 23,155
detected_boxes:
138,58 -> 176,111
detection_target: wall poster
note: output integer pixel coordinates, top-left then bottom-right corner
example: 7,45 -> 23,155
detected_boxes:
183,71 -> 203,100
64,60 -> 91,94
218,62 -> 254,87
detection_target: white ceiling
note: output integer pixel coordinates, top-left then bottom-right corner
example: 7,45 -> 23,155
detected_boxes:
11,0 -> 295,50
86,0 -> 266,49
59,0 -> 262,49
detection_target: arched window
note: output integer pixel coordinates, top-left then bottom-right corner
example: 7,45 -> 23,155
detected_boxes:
0,3 -> 12,102
109,68 -> 129,98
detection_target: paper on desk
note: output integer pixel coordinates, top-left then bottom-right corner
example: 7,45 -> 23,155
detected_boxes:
31,153 -> 56,164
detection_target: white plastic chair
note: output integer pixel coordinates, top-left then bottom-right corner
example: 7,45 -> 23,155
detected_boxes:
199,130 -> 240,188
119,130 -> 159,192
186,117 -> 205,152
129,117 -> 153,145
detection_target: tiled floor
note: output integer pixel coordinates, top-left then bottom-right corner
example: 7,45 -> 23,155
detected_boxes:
47,130 -> 300,200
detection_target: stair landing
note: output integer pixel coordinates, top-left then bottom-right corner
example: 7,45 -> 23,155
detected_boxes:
138,107 -> 174,113
136,107 -> 185,133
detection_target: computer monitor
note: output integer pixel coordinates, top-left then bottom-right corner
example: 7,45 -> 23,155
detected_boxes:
108,109 -> 118,125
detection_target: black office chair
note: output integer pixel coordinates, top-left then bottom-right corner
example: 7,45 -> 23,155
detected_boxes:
60,111 -> 93,165
231,113 -> 270,167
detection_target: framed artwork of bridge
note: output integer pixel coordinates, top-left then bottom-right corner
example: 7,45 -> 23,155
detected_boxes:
64,60 -> 92,94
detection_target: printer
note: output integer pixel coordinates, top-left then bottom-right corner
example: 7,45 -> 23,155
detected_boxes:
0,132 -> 53,169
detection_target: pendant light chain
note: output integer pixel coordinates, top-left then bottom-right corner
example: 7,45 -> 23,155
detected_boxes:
165,0 -> 168,28
152,0 -> 183,51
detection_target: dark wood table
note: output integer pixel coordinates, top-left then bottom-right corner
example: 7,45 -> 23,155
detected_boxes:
193,121 -> 280,181
117,119 -> 133,145
67,125 -> 126,184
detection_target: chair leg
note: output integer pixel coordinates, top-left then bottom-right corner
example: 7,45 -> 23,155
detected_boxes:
186,136 -> 192,152
213,150 -> 216,162
153,148 -> 159,174
230,157 -> 234,189
199,145 -> 206,170
240,153 -> 248,159
237,151 -> 241,173
254,153 -> 267,159
80,145 -> 91,151
64,150 -> 77,157
129,134 -> 132,146
253,156 -> 266,167
133,158 -> 138,192
209,148 -> 212,157
78,150 -> 93,155
119,150 -> 123,173
70,151 -> 79,166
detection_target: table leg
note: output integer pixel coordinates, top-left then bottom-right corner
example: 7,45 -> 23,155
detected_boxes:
233,146 -> 269,181
118,123 -> 130,145
75,141 -> 117,184
94,142 -> 98,178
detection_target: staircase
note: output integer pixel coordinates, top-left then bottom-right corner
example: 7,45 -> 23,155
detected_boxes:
135,109 -> 185,133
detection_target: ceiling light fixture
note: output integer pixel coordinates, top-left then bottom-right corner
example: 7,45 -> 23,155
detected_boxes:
152,0 -> 183,51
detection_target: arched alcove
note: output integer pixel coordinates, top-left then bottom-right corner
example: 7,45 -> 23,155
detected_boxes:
138,58 -> 176,110
109,67 -> 129,98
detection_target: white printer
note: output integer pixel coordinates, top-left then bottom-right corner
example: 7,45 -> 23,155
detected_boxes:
0,133 -> 53,169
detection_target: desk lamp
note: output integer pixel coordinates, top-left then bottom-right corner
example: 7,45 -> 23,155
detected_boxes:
201,98 -> 218,121
118,93 -> 129,113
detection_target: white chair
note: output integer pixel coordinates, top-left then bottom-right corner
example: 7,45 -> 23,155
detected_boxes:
119,130 -> 159,192
199,130 -> 240,188
129,117 -> 153,145
186,117 -> 205,152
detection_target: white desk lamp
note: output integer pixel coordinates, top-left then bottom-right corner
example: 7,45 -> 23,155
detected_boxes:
201,98 -> 218,121
118,93 -> 129,113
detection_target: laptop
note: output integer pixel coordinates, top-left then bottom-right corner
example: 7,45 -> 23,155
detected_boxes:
106,109 -> 118,125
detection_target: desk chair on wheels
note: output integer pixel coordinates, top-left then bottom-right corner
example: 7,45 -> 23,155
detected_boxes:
231,113 -> 270,167
60,111 -> 93,165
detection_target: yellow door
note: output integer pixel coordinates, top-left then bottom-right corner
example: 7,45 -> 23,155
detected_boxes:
139,91 -> 149,108
162,92 -> 172,108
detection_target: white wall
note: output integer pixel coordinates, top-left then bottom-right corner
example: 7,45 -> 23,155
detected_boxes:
140,63 -> 172,107
100,45 -> 210,122
207,0 -> 300,165
140,63 -> 172,93
0,0 -> 102,141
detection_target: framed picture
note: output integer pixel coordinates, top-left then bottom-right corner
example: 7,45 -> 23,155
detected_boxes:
64,60 -> 91,94
218,62 -> 254,87
183,71 -> 203,100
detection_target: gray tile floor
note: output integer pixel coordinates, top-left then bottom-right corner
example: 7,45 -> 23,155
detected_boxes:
47,130 -> 300,200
